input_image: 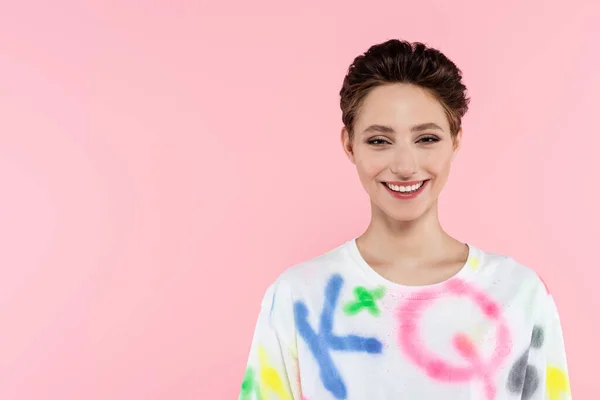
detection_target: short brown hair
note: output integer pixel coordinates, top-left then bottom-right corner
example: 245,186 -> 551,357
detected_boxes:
340,39 -> 470,139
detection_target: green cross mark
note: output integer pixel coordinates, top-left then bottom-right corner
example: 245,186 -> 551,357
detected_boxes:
343,286 -> 386,316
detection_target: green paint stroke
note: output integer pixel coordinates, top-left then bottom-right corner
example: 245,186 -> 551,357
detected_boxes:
240,367 -> 263,400
344,286 -> 386,316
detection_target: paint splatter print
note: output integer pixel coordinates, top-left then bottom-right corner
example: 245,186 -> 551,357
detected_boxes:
240,367 -> 262,400
295,274 -> 382,399
546,366 -> 570,400
238,239 -> 571,399
468,256 -> 481,271
507,325 -> 544,398
397,278 -> 511,400
258,345 -> 292,400
343,285 -> 385,316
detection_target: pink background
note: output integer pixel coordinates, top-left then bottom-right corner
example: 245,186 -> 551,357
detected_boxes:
0,1 -> 597,398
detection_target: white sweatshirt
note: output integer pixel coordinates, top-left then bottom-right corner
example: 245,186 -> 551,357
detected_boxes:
238,239 -> 571,400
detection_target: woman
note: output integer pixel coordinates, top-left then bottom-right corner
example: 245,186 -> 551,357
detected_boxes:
238,39 -> 571,400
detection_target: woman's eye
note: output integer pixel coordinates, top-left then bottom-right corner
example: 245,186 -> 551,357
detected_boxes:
368,138 -> 389,145
418,136 -> 440,143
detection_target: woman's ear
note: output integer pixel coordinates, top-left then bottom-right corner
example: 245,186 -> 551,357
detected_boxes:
452,128 -> 463,160
341,127 -> 356,164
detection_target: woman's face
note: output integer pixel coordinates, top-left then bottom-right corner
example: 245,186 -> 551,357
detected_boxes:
342,83 -> 461,223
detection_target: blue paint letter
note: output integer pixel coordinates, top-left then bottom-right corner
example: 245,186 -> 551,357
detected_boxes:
294,274 -> 382,399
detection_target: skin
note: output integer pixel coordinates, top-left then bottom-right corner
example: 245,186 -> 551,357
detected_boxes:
341,83 -> 469,286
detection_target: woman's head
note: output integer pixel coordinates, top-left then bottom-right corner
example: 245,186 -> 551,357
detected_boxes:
340,40 -> 470,223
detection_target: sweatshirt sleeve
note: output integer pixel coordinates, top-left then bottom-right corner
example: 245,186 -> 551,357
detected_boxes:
528,292 -> 572,400
238,281 -> 301,400
542,295 -> 571,400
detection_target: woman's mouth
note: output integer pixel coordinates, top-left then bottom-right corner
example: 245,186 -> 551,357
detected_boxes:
382,180 -> 429,199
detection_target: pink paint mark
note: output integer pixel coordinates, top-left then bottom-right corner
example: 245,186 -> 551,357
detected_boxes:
537,273 -> 550,294
397,278 -> 512,400
454,333 -> 476,359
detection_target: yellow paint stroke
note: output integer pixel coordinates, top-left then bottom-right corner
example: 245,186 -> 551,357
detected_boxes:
469,320 -> 489,344
546,365 -> 570,400
468,256 -> 481,271
258,345 -> 293,400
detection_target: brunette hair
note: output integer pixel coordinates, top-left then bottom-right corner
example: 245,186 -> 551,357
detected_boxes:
340,39 -> 470,139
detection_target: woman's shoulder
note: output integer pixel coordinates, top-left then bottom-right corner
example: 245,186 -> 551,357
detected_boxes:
253,240 -> 354,321
269,239 -> 353,294
475,244 -> 551,300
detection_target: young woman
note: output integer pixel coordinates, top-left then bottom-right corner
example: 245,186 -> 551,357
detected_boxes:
238,39 -> 571,400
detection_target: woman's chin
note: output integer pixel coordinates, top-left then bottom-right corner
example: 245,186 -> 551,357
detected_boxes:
387,212 -> 424,223
376,206 -> 426,223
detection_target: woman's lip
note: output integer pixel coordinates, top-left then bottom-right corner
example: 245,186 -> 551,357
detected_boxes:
382,179 -> 428,199
384,179 -> 429,185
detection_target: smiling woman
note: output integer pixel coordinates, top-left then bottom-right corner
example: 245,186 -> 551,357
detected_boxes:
237,40 -> 571,400
342,82 -> 459,223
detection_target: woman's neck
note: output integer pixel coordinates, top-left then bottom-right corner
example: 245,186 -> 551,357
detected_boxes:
357,204 -> 460,269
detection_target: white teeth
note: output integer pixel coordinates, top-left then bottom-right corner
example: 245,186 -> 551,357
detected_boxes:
385,181 -> 424,193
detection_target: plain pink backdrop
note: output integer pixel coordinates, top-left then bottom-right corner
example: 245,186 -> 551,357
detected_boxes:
0,1 -> 597,398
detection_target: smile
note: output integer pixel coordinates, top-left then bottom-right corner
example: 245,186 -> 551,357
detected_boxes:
382,180 -> 429,199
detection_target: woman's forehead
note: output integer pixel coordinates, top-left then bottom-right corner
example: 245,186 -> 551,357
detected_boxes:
356,85 -> 450,133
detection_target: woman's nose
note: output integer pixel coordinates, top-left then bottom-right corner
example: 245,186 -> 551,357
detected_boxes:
389,147 -> 417,177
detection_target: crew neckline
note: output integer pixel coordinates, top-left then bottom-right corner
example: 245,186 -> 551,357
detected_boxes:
345,237 -> 480,298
